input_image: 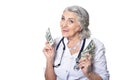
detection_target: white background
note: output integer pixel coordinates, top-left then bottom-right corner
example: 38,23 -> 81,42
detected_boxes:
0,0 -> 120,80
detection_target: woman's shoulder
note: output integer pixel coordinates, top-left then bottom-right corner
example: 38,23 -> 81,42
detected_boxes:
86,37 -> 105,47
53,37 -> 63,46
54,37 -> 63,42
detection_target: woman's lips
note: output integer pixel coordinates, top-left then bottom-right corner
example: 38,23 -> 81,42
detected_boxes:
62,29 -> 69,32
62,29 -> 69,36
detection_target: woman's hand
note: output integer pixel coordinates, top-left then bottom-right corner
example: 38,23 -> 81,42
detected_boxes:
43,42 -> 55,62
79,53 -> 93,76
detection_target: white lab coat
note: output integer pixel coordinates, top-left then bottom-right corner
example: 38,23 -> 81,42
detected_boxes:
53,37 -> 109,80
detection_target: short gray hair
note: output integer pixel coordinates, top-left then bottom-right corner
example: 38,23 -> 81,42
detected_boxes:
64,5 -> 91,39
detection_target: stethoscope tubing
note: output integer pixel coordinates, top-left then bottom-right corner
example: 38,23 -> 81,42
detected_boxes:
54,37 -> 86,69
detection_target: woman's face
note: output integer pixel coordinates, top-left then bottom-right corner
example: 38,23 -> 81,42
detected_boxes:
60,10 -> 81,38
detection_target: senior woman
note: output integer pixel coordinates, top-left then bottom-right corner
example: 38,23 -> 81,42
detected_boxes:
43,5 -> 109,80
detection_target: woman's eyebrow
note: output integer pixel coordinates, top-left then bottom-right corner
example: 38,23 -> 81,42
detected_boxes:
68,18 -> 75,20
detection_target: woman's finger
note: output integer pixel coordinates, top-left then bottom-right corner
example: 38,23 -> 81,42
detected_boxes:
79,58 -> 87,63
79,57 -> 91,68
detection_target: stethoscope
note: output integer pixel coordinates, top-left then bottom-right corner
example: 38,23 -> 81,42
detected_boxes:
53,37 -> 86,71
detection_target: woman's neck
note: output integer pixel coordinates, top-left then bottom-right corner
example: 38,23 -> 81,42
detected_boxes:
67,35 -> 81,43
67,35 -> 81,55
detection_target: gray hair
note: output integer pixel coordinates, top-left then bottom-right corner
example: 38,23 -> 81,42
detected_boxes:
64,5 -> 91,39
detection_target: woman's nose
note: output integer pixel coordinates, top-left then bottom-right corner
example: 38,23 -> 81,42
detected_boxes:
62,21 -> 67,28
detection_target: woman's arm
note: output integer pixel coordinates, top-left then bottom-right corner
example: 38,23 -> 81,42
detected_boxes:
79,39 -> 109,80
45,59 -> 56,80
43,42 -> 56,80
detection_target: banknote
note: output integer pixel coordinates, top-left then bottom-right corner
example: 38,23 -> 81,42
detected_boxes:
45,28 -> 54,46
74,40 -> 95,71
81,40 -> 95,58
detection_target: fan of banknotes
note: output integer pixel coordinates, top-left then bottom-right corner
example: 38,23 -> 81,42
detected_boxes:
81,40 -> 95,58
45,27 -> 54,46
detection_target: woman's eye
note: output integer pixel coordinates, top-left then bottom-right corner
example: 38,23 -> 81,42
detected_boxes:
69,20 -> 74,23
61,17 -> 65,21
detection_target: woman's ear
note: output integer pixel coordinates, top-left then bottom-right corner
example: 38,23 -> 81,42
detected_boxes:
79,26 -> 83,32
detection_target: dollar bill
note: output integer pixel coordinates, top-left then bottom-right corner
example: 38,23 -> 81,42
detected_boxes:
45,28 -> 54,46
74,40 -> 95,71
81,40 -> 95,58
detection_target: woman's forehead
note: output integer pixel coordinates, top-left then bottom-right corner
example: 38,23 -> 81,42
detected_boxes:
62,11 -> 78,19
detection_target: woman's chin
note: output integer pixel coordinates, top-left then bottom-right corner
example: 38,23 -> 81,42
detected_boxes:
62,34 -> 68,38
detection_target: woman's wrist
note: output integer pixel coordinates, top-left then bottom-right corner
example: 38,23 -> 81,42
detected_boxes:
86,71 -> 102,80
46,58 -> 54,65
86,71 -> 93,78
